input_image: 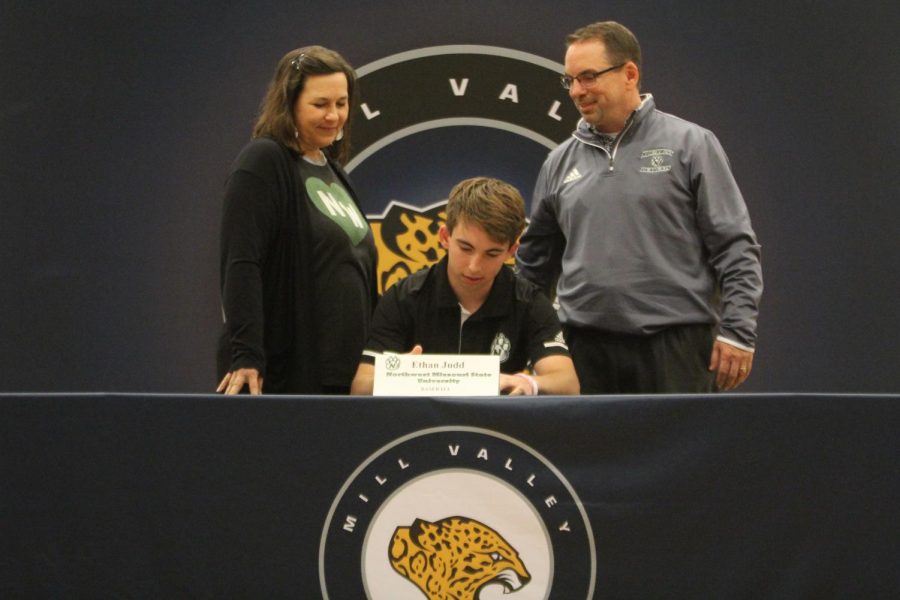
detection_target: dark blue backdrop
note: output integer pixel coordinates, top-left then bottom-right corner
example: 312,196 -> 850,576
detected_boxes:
1,1 -> 897,393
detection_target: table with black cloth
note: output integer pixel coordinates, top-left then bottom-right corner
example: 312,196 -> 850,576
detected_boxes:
1,393 -> 897,598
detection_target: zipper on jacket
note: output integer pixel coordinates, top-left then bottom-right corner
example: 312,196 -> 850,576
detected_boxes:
608,111 -> 637,172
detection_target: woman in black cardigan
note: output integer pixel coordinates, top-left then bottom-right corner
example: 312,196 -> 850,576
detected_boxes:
217,46 -> 377,395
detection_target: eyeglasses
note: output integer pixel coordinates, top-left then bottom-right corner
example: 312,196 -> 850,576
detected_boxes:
560,64 -> 624,90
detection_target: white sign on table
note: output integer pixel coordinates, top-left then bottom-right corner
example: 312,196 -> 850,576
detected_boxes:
373,353 -> 500,396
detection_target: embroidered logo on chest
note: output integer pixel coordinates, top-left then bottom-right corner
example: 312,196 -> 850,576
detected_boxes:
490,332 -> 512,363
639,148 -> 674,173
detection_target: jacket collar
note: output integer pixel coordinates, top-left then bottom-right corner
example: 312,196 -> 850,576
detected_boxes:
573,93 -> 655,144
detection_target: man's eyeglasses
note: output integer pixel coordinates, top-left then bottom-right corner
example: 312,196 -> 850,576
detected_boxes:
560,64 -> 624,90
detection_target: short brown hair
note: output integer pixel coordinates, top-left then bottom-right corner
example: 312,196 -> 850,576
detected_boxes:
252,46 -> 357,164
446,177 -> 527,247
567,21 -> 642,89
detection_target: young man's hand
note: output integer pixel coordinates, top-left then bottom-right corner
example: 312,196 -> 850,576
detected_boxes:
499,373 -> 537,395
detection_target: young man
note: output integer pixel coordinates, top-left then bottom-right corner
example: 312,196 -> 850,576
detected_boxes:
350,177 -> 579,396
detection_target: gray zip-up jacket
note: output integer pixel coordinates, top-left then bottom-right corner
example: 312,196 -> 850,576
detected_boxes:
516,95 -> 762,348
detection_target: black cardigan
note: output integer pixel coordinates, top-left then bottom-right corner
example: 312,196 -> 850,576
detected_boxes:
217,138 -> 377,393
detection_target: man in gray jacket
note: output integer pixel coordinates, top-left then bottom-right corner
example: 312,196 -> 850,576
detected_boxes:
516,21 -> 762,393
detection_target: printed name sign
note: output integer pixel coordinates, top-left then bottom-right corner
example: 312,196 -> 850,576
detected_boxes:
373,353 -> 500,396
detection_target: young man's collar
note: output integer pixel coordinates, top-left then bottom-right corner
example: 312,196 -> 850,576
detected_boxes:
434,256 -> 516,317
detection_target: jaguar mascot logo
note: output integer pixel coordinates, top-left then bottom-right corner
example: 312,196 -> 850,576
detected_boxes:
371,200 -> 518,294
389,516 -> 531,599
372,201 -> 447,293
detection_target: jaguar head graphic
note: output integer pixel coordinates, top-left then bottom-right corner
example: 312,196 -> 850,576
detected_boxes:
370,201 -> 447,293
388,516 -> 531,599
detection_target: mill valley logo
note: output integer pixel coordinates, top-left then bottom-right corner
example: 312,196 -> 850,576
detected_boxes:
390,516 -> 530,598
346,46 -> 579,293
368,200 -> 447,293
318,427 -> 596,599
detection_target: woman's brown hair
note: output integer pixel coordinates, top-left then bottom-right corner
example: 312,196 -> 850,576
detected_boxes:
252,46 -> 357,164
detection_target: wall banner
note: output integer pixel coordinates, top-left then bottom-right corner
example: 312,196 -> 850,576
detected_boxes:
347,46 -> 579,292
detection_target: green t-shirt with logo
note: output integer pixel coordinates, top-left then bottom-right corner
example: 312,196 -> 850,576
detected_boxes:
298,157 -> 377,387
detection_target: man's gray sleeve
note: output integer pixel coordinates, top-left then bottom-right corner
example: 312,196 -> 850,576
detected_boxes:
693,131 -> 763,347
516,164 -> 566,299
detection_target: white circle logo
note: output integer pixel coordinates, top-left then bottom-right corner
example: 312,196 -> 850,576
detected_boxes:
319,426 -> 596,598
